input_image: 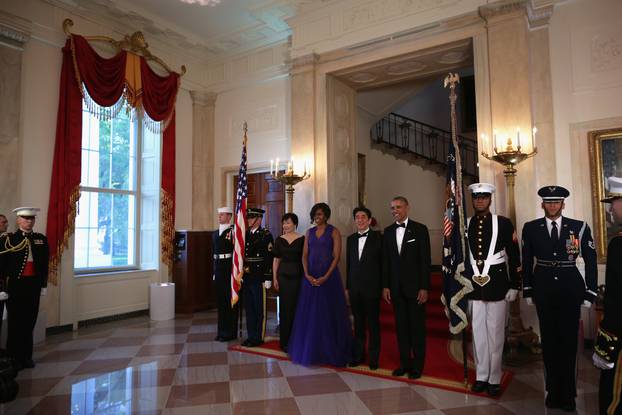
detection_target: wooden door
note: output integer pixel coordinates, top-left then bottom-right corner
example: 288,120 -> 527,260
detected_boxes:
233,172 -> 285,238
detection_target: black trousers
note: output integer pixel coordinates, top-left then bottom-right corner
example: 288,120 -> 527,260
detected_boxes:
242,277 -> 266,343
392,291 -> 426,372
599,350 -> 622,415
351,291 -> 380,365
277,274 -> 301,350
215,269 -> 238,339
7,277 -> 41,364
535,298 -> 580,404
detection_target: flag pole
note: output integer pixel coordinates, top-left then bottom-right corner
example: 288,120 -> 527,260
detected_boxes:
444,72 -> 469,386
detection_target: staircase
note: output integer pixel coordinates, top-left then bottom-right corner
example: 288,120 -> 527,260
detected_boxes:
370,112 -> 479,180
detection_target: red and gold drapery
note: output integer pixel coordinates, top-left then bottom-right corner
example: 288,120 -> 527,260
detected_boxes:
47,34 -> 180,284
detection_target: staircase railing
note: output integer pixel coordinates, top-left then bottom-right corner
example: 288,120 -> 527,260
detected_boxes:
370,112 -> 479,178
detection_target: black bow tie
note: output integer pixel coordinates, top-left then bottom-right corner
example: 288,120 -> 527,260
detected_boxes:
358,231 -> 369,238
396,223 -> 406,228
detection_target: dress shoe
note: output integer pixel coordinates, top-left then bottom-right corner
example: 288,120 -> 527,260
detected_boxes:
408,370 -> 421,380
487,384 -> 501,397
471,381 -> 488,393
241,339 -> 251,347
348,360 -> 361,368
369,362 -> 378,371
392,367 -> 408,377
545,394 -> 560,409
561,399 -> 576,412
21,359 -> 35,369
221,336 -> 237,342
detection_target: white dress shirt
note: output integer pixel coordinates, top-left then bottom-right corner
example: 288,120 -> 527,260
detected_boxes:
396,218 -> 409,253
218,224 -> 230,236
545,217 -> 561,237
357,228 -> 370,260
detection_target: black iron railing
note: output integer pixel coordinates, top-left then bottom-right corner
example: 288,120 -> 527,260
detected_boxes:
370,112 -> 479,178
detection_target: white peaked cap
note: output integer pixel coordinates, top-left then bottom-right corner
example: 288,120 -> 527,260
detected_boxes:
217,207 -> 233,214
13,207 -> 40,217
468,183 -> 496,195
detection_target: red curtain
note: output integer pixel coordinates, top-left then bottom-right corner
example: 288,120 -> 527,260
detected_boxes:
46,34 -> 179,283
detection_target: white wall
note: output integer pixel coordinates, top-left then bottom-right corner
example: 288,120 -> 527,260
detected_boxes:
357,109 -> 445,264
213,77 -> 291,210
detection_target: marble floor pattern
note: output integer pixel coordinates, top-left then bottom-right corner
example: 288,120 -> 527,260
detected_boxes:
0,310 -> 600,415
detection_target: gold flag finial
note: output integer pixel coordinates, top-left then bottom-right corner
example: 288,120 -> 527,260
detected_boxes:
443,72 -> 460,89
243,121 -> 248,145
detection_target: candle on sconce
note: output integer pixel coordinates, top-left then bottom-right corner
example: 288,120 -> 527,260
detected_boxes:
303,160 -> 307,176
275,158 -> 280,175
287,161 -> 292,174
493,129 -> 498,152
516,127 -> 521,149
291,157 -> 296,175
480,133 -> 488,154
532,126 -> 538,149
270,159 -> 274,176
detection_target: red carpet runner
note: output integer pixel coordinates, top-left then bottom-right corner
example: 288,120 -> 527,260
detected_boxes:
230,272 -> 512,396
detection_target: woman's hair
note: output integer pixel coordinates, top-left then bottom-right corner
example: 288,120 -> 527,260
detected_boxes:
281,212 -> 299,227
310,202 -> 331,222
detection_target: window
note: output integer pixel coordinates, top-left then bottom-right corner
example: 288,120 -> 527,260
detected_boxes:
74,92 -> 164,275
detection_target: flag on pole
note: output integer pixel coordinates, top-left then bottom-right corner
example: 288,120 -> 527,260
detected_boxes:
231,126 -> 248,306
441,73 -> 472,335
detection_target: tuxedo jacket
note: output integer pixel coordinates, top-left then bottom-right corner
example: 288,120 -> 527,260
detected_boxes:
601,235 -> 622,337
382,220 -> 431,298
346,230 -> 383,299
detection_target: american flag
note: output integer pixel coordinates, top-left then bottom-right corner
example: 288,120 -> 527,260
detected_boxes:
231,134 -> 248,307
440,140 -> 471,334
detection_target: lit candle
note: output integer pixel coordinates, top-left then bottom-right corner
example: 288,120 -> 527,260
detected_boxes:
270,159 -> 274,176
493,129 -> 498,152
287,161 -> 292,174
275,158 -> 280,175
303,160 -> 307,176
291,156 -> 296,175
480,133 -> 488,154
532,126 -> 538,149
516,127 -> 521,149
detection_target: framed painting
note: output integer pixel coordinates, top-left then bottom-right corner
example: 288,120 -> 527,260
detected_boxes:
588,128 -> 622,262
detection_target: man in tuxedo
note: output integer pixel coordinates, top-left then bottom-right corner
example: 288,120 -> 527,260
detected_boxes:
346,206 -> 383,370
213,207 -> 238,342
382,196 -> 431,379
522,186 -> 597,412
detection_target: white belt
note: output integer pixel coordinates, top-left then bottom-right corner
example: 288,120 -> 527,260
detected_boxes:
213,253 -> 232,259
468,214 -> 506,287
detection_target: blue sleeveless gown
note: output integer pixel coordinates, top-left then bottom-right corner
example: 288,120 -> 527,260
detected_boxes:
288,225 -> 352,367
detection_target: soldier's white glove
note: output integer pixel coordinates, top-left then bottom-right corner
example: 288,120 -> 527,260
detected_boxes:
581,300 -> 592,308
592,353 -> 614,370
41,288 -> 47,296
525,297 -> 534,306
212,274 -> 215,281
0,292 -> 7,301
505,289 -> 518,302
263,281 -> 272,289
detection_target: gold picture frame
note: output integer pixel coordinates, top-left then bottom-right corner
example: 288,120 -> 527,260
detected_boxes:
588,128 -> 622,262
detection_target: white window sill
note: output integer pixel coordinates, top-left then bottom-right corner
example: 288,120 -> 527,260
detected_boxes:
74,269 -> 158,284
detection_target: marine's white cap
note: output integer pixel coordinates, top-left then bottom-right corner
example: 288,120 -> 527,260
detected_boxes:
217,207 -> 233,214
468,183 -> 496,195
13,207 -> 40,217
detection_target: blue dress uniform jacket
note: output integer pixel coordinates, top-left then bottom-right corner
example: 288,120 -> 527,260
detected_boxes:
521,216 -> 597,407
464,214 -> 520,301
597,234 -> 622,415
242,227 -> 274,345
212,226 -> 238,340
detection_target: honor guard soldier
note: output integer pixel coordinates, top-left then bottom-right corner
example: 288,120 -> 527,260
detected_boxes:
593,191 -> 622,415
464,183 -> 520,397
242,207 -> 273,347
0,207 -> 49,370
213,207 -> 238,342
522,186 -> 597,412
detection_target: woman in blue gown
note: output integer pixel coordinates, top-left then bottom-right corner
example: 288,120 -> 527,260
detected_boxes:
288,203 -> 353,367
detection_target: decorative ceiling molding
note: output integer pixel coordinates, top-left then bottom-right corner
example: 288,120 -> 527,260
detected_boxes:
0,10 -> 32,49
526,2 -> 554,29
190,91 -> 218,107
479,0 -> 527,23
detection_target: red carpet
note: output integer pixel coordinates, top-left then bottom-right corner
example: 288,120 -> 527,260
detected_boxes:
230,273 -> 512,396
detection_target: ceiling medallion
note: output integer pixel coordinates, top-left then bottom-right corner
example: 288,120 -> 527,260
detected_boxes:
386,61 -> 426,75
349,72 -> 377,83
438,51 -> 468,64
179,0 -> 222,6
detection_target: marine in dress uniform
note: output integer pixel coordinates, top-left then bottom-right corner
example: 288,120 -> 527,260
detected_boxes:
0,207 -> 49,370
593,192 -> 622,415
242,207 -> 273,347
213,207 -> 238,342
464,183 -> 520,397
522,186 -> 597,412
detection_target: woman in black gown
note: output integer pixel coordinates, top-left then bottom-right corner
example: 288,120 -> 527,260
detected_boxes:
272,213 -> 304,352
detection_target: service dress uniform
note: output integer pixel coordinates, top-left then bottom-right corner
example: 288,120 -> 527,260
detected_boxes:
213,210 -> 238,342
594,192 -> 622,415
242,208 -> 273,347
464,183 -> 520,396
522,186 -> 597,411
0,208 -> 49,369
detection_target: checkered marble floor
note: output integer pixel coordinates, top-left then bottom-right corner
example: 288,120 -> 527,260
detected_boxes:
0,311 -> 600,415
